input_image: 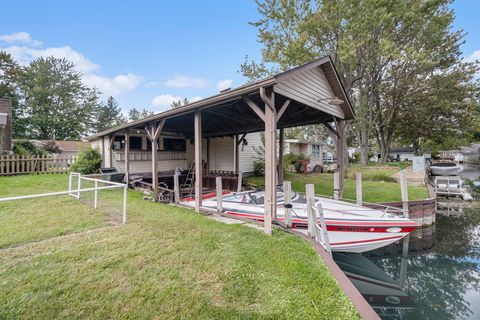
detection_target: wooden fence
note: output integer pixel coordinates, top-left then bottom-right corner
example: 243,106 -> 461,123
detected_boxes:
0,154 -> 76,175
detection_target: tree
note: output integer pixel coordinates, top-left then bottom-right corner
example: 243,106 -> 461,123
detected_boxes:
243,0 -> 479,164
16,57 -> 99,140
128,108 -> 154,121
94,96 -> 126,132
171,97 -> 190,109
0,51 -> 24,137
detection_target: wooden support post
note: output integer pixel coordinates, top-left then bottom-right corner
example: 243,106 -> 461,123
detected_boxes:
333,119 -> 348,198
278,128 -> 284,184
400,170 -> 409,217
237,171 -> 243,193
145,119 -> 165,202
174,172 -> 180,203
333,171 -> 340,200
316,202 -> 331,254
124,131 -> 130,184
356,172 -> 363,206
151,134 -> 158,201
194,109 -> 203,212
216,176 -> 223,212
263,88 -> 277,234
109,135 -> 115,168
283,180 -> 292,228
234,134 -> 239,173
306,183 -> 315,237
101,137 -> 105,167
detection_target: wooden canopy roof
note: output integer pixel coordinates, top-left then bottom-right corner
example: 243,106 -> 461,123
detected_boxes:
87,56 -> 353,140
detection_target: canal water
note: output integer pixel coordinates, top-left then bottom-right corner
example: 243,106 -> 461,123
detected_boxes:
333,164 -> 480,319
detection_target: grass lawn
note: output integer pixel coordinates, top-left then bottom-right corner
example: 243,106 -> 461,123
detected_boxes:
0,174 -> 359,319
247,168 -> 428,203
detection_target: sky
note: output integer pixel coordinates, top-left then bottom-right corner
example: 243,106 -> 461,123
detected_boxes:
0,0 -> 479,114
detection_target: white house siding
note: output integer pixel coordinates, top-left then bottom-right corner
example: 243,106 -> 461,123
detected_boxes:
239,132 -> 262,174
209,137 -> 234,171
114,159 -> 187,174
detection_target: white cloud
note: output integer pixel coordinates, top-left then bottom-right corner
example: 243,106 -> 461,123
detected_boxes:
152,94 -> 183,107
216,79 -> 233,91
466,50 -> 480,62
190,96 -> 202,102
0,34 -> 142,97
0,32 -> 42,46
145,81 -> 158,88
164,75 -> 208,89
151,95 -> 203,109
84,73 -> 142,96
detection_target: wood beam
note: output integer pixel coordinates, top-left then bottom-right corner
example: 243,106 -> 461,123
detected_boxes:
335,119 -> 348,198
144,119 -> 165,201
261,87 -> 276,235
124,131 -> 130,184
109,135 -> 115,167
278,128 -> 284,184
276,99 -> 291,122
234,134 -> 239,173
242,95 -> 265,122
324,122 -> 339,138
194,109 -> 202,212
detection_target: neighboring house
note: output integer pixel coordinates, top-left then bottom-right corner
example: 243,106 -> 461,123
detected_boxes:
284,139 -> 335,172
14,139 -> 91,157
0,98 -> 12,154
440,143 -> 480,164
371,147 -> 431,163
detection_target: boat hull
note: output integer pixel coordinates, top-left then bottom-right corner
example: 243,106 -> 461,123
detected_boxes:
223,209 -> 415,253
430,164 -> 460,176
181,191 -> 417,253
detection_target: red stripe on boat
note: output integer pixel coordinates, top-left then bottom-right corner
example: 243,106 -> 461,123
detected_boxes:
182,191 -> 230,202
224,211 -> 416,233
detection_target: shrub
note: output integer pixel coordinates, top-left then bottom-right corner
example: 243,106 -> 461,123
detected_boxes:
284,153 -> 309,173
41,141 -> 62,154
70,147 -> 102,174
12,141 -> 41,156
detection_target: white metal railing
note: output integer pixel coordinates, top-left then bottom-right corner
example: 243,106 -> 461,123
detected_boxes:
0,172 -> 128,224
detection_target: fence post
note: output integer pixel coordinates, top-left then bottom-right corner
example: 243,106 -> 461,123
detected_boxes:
174,172 -> 180,203
77,174 -> 81,199
94,180 -> 98,209
216,176 -> 223,212
122,186 -> 127,224
333,171 -> 340,200
306,184 -> 315,237
315,202 -> 331,254
283,180 -> 292,228
69,172 -> 73,194
237,171 -> 243,193
356,172 -> 363,206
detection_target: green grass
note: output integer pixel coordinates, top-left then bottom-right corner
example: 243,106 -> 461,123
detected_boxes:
247,171 -> 428,203
0,174 -> 359,319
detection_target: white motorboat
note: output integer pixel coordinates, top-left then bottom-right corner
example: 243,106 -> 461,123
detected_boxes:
181,190 -> 417,253
430,162 -> 460,176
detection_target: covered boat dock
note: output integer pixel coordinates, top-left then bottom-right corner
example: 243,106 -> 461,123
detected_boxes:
87,56 -> 354,234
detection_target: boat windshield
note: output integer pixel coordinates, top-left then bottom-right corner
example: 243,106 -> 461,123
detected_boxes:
432,162 -> 457,167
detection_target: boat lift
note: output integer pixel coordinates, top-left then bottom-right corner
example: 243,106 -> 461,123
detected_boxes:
432,175 -> 473,201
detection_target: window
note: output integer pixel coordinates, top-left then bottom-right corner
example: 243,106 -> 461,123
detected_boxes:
163,138 -> 186,151
312,145 -> 320,159
129,136 -> 142,150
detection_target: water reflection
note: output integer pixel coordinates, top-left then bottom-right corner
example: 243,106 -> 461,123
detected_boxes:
334,205 -> 480,320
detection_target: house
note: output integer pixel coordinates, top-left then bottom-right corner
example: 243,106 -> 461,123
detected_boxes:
370,147 -> 431,163
0,97 -> 12,154
283,139 -> 335,172
86,56 -> 354,234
